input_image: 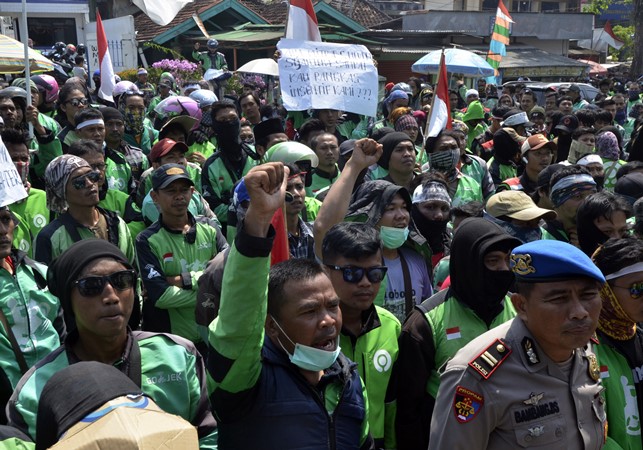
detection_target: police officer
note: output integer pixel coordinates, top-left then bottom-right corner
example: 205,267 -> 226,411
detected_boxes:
429,239 -> 608,449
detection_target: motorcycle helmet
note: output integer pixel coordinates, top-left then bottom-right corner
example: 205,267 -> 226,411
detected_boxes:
188,89 -> 218,108
31,74 -> 60,103
207,38 -> 219,50
76,43 -> 86,56
153,96 -> 202,130
66,44 -> 77,54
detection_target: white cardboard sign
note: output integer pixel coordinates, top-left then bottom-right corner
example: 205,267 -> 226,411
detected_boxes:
0,136 -> 27,208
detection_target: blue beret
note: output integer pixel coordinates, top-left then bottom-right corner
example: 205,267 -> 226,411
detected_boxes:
510,240 -> 605,283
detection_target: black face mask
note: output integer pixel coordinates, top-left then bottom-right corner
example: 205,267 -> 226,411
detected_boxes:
412,208 -> 449,252
594,176 -> 605,191
212,118 -> 241,156
482,268 -> 514,301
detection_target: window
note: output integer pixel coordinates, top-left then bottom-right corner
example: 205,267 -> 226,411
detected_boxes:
27,18 -> 77,49
512,0 -> 531,11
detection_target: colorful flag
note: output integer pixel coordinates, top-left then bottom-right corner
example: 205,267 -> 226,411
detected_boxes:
285,0 -> 322,42
485,0 -> 513,85
270,207 -> 290,266
96,11 -> 116,103
426,51 -> 452,138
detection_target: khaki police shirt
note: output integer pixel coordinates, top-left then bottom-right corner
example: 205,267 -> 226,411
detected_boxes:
429,318 -> 607,450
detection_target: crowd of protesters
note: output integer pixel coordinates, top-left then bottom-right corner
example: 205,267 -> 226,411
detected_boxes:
0,40 -> 643,448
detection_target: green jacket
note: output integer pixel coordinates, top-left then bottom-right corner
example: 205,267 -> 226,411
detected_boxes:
207,228 -> 372,449
192,51 -> 227,71
201,153 -> 256,226
30,129 -> 63,180
595,332 -> 643,450
0,250 -> 64,391
136,214 -> 228,343
9,189 -> 50,244
340,305 -> 400,449
7,330 -> 218,448
307,166 -> 341,198
451,173 -> 484,207
424,293 -> 516,397
34,207 -> 135,266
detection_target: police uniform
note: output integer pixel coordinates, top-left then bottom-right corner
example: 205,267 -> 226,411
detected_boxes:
429,240 -> 608,450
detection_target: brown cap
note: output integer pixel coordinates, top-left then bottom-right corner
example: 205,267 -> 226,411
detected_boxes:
486,190 -> 557,222
149,138 -> 189,163
520,134 -> 557,155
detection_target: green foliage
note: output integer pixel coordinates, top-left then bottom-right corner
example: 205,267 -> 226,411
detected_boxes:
583,0 -> 632,14
609,25 -> 635,60
142,42 -> 183,60
117,68 -> 138,82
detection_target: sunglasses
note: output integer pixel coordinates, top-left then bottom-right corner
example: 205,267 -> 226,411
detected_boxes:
325,264 -> 388,284
611,281 -> 643,299
66,97 -> 89,107
71,171 -> 100,190
74,270 -> 136,297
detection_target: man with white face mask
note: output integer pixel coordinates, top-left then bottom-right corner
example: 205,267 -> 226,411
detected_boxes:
207,162 -> 374,450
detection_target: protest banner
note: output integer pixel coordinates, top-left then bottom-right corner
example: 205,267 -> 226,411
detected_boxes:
277,39 -> 378,117
0,135 -> 27,208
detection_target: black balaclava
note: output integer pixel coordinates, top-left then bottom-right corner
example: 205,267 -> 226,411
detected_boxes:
211,110 -> 242,161
412,207 -> 449,253
449,218 -> 522,325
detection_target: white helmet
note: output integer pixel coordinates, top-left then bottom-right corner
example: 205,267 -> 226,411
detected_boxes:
188,89 -> 218,108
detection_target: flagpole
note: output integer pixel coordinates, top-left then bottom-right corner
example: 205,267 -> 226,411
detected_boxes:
418,48 -> 444,164
21,0 -> 33,138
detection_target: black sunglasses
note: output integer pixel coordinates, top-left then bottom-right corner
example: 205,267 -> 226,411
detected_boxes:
72,171 -> 100,190
611,281 -> 643,299
74,270 -> 136,297
66,97 -> 89,107
325,264 -> 388,284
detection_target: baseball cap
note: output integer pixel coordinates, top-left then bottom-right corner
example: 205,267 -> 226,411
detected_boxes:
486,191 -> 557,222
502,110 -> 533,127
529,106 -> 546,118
149,138 -> 189,163
510,240 -> 605,283
554,115 -> 579,133
520,134 -> 557,156
152,163 -> 194,191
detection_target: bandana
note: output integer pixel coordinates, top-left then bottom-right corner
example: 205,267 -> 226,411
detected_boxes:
598,283 -> 636,340
412,181 -> 451,206
394,114 -> 418,132
428,149 -> 460,181
596,131 -> 620,161
567,140 -> 595,164
44,155 -> 90,214
121,106 -> 144,136
550,174 -> 596,208
577,154 -> 603,166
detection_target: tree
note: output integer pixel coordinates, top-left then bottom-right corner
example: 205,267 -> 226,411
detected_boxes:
585,0 -> 642,76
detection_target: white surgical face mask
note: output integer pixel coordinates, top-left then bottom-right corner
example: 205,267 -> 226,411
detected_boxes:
270,316 -> 341,372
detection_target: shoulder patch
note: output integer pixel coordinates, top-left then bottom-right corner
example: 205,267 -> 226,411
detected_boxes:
468,339 -> 511,379
590,333 -> 599,344
453,385 -> 484,423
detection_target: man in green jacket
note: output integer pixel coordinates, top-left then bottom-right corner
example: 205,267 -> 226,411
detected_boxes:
136,164 -> 228,350
395,218 -> 521,449
208,162 -> 374,449
322,221 -> 400,449
0,206 -> 64,423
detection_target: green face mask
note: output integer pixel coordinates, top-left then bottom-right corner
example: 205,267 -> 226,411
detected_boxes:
380,225 -> 409,249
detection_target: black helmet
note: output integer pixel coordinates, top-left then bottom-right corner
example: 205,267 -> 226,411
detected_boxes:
207,38 -> 219,50
54,42 -> 66,52
76,43 -> 86,55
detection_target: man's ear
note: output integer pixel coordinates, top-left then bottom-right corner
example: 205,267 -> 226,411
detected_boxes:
511,292 -> 528,320
150,190 -> 158,204
265,314 -> 280,340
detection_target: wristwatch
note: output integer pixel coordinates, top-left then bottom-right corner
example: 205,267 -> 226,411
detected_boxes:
181,272 -> 192,290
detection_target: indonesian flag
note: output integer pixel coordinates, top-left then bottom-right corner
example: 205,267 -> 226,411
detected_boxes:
600,365 -> 609,379
600,20 -> 624,50
270,207 -> 290,266
446,327 -> 461,340
96,11 -> 116,103
285,0 -> 322,42
427,51 -> 452,138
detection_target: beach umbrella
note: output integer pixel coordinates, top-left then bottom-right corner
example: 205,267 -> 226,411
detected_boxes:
412,48 -> 495,77
0,34 -> 55,74
236,58 -> 279,77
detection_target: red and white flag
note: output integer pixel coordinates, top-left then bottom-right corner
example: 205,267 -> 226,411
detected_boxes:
446,327 -> 461,340
427,51 -> 452,137
96,11 -> 116,103
600,20 -> 624,50
285,0 -> 322,42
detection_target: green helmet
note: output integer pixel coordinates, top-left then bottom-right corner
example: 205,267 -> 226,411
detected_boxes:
266,141 -> 319,168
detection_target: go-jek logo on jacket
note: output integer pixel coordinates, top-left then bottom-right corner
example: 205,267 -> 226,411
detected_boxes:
145,371 -> 184,385
373,350 -> 392,373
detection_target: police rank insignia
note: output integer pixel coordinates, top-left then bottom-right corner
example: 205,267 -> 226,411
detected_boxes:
453,385 -> 484,423
522,337 -> 540,365
587,354 -> 600,381
511,253 -> 536,276
469,339 -> 511,379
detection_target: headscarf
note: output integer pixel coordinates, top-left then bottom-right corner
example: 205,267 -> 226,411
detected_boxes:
44,155 -> 90,214
596,282 -> 637,340
596,131 -> 620,161
378,132 -> 413,170
550,174 -> 596,208
394,114 -> 418,132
